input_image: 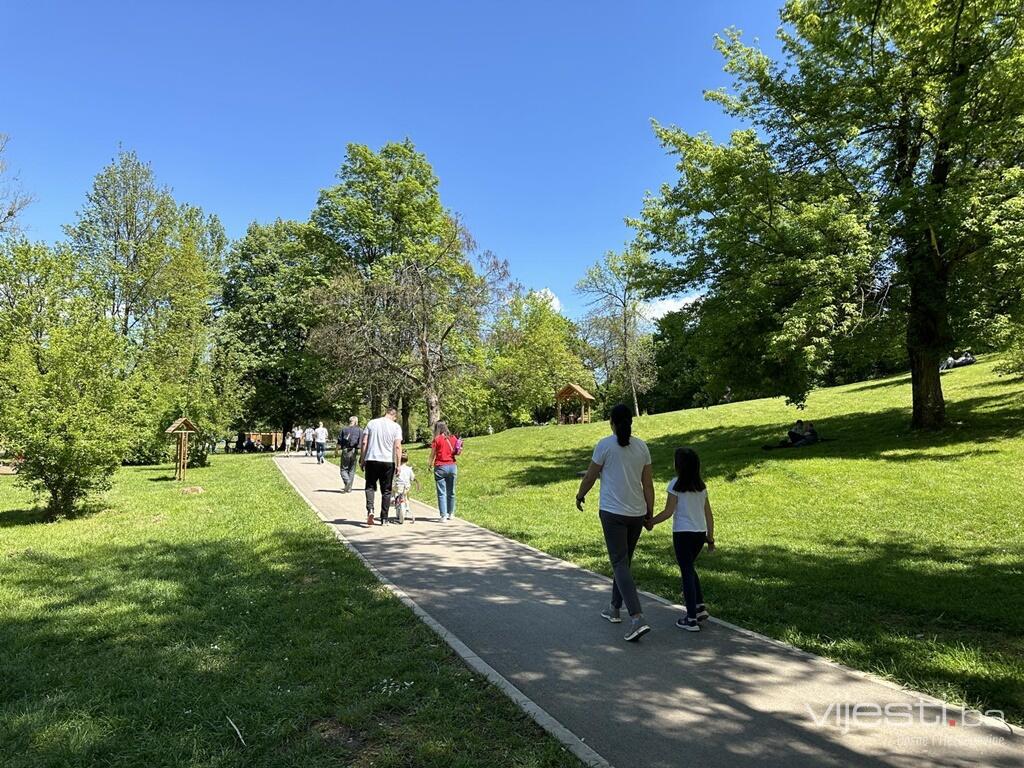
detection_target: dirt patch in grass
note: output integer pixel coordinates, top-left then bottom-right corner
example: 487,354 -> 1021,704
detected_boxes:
310,718 -> 364,749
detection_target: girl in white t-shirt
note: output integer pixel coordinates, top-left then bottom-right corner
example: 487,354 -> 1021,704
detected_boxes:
649,447 -> 716,632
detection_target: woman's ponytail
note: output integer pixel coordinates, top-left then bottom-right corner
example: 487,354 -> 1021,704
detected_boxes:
610,403 -> 632,446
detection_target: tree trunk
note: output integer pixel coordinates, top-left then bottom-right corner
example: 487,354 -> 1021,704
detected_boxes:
425,390 -> 441,432
906,252 -> 950,430
621,305 -> 640,416
400,396 -> 411,442
909,347 -> 945,429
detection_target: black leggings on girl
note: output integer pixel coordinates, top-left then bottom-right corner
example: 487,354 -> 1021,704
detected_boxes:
673,531 -> 707,617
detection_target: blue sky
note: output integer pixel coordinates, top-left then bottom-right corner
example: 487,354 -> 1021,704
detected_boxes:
2,1 -> 782,318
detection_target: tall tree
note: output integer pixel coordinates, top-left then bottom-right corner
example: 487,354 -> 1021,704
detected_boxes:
635,129 -> 880,405
66,149 -> 230,460
65,149 -> 178,345
488,290 -> 592,425
312,141 -> 507,429
648,307 -> 706,413
0,238 -> 74,363
577,249 -> 656,416
643,0 -> 1024,429
220,220 -> 338,433
0,134 -> 32,234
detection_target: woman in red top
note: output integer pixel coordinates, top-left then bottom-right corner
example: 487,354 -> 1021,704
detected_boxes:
428,421 -> 458,521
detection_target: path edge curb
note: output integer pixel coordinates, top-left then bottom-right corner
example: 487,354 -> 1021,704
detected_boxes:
274,458 -> 613,768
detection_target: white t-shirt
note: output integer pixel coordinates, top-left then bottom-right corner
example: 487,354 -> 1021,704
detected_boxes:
395,464 -> 415,492
667,481 -> 708,532
293,428 -> 302,439
592,434 -> 651,517
363,417 -> 403,463
314,426 -> 328,443
303,428 -> 314,441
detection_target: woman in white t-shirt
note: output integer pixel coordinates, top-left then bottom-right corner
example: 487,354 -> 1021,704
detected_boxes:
575,403 -> 655,642
649,447 -> 716,632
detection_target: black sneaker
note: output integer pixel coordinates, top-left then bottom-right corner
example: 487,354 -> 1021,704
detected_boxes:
601,605 -> 622,624
695,604 -> 710,622
676,617 -> 700,632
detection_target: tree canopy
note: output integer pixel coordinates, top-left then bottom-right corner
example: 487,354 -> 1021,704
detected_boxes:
637,0 -> 1024,427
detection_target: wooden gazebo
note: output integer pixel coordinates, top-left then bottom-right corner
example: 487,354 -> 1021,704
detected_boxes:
556,383 -> 595,425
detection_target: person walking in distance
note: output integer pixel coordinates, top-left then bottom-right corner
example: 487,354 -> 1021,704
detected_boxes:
576,403 -> 655,642
313,421 -> 329,464
428,421 -> 459,521
291,425 -> 302,457
303,425 -> 315,457
338,416 -> 363,493
360,407 -> 403,526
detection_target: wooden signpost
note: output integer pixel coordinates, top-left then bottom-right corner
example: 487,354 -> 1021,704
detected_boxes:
165,417 -> 199,481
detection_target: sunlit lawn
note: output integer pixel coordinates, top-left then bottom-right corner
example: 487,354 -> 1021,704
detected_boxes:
0,454 -> 580,768
412,357 -> 1024,723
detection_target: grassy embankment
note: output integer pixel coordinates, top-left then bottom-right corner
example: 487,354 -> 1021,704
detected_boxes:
0,454 -> 580,768
415,357 -> 1024,722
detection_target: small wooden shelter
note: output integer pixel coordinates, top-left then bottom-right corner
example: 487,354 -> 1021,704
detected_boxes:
165,417 -> 199,481
556,383 -> 596,425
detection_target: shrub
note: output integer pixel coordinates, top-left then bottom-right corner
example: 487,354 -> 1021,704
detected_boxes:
999,328 -> 1024,377
0,316 -> 135,518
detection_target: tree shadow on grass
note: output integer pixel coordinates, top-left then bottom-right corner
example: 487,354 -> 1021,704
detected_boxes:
0,507 -> 52,528
509,391 -> 1024,487
0,530 -> 574,768
0,499 -> 109,528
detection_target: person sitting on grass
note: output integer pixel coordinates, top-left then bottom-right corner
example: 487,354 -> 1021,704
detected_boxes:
764,420 -> 820,450
647,447 -> 716,632
393,452 -> 421,524
787,419 -> 808,445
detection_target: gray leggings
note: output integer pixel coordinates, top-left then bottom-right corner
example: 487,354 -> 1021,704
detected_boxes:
600,510 -> 645,616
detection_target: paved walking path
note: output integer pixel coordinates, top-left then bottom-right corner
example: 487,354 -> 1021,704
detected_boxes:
275,456 -> 1020,768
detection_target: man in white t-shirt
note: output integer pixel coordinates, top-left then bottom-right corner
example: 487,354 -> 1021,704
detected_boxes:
313,421 -> 329,464
303,426 -> 315,457
291,426 -> 302,457
360,407 -> 403,526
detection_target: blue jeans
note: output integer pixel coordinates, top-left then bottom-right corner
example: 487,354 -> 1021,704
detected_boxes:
434,464 -> 457,518
315,442 -> 325,463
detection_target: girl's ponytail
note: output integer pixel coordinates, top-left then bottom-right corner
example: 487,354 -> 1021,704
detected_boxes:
610,403 -> 632,447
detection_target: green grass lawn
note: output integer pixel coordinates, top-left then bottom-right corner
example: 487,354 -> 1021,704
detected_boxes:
0,455 -> 580,768
411,357 -> 1024,723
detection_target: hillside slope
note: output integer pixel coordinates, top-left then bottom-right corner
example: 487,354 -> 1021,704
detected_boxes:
419,358 -> 1024,721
